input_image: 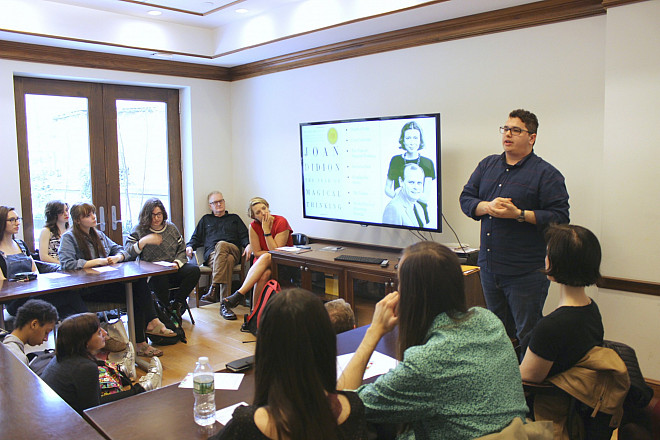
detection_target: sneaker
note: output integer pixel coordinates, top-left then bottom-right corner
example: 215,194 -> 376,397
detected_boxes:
138,357 -> 163,391
117,343 -> 136,380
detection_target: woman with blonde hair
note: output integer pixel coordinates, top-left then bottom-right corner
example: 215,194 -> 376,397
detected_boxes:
221,197 -> 293,320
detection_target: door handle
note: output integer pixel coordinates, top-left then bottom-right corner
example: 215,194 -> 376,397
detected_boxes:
98,206 -> 106,232
111,205 -> 122,231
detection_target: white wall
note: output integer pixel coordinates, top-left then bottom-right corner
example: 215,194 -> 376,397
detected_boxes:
597,0 -> 660,379
230,4 -> 660,379
0,60 -> 233,239
2,1 -> 659,379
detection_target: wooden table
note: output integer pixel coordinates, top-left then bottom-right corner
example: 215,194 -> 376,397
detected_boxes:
84,325 -> 398,440
0,261 -> 176,346
270,243 -> 484,323
0,343 -> 106,439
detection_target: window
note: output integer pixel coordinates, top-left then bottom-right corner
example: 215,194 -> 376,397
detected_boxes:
14,77 -> 183,250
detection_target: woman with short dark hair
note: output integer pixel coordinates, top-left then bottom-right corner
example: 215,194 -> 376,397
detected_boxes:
41,313 -> 161,413
520,224 -> 604,383
214,288 -> 368,440
339,242 -> 527,439
125,198 -> 200,313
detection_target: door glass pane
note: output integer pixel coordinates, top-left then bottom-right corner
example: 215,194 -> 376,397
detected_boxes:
24,95 -> 92,244
115,100 -> 170,241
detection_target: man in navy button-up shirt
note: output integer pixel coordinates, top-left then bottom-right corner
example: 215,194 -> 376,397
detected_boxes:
460,109 -> 569,356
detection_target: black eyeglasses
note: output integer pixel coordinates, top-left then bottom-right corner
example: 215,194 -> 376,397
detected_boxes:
151,212 -> 164,218
6,217 -> 22,224
500,126 -> 532,136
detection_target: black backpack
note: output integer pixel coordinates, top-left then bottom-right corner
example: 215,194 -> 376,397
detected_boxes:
241,279 -> 281,335
150,294 -> 185,345
27,349 -> 56,376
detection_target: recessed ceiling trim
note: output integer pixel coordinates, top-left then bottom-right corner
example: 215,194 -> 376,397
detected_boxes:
0,28 -> 213,60
211,0 -> 452,59
119,0 -> 247,16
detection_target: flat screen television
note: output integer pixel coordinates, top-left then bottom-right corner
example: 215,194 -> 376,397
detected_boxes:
300,113 -> 441,232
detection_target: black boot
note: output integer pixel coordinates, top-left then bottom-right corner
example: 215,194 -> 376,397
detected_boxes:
201,283 -> 219,302
223,291 -> 243,309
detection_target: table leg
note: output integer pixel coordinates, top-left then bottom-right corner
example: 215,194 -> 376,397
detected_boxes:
124,282 -> 136,347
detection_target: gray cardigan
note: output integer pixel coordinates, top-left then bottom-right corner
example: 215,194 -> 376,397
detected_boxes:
58,229 -> 129,270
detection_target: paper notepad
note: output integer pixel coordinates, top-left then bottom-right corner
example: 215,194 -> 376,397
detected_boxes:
336,351 -> 398,380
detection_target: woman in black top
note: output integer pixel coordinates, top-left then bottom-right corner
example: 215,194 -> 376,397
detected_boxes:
214,288 -> 367,440
520,224 -> 604,382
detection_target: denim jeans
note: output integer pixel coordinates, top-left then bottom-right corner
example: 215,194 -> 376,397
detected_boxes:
479,267 -> 549,356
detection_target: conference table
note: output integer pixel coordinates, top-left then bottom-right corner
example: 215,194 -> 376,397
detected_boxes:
83,325 -> 398,439
0,261 -> 177,346
0,343 -> 106,439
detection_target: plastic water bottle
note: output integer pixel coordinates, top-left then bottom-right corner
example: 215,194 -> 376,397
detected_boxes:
193,356 -> 216,426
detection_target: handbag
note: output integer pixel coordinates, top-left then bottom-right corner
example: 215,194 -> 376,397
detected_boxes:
101,318 -> 130,352
1,252 -> 34,279
98,361 -> 131,396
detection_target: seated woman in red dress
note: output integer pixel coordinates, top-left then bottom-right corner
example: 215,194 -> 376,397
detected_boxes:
221,197 -> 292,320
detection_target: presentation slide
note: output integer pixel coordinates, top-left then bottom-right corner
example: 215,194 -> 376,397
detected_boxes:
301,115 -> 439,231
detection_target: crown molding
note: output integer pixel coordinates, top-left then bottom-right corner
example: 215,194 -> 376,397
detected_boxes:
0,40 -> 230,81
229,0 -> 605,80
0,0 -> 619,82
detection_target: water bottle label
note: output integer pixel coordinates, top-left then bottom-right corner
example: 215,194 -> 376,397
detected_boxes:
194,379 -> 214,394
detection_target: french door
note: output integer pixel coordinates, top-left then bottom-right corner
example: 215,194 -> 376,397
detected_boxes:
14,77 -> 183,250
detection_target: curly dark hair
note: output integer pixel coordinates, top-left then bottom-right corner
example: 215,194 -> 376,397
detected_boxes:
509,109 -> 539,134
137,198 -> 168,234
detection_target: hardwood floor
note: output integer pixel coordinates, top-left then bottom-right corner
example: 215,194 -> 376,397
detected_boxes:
154,302 -> 255,386
27,302 -> 256,388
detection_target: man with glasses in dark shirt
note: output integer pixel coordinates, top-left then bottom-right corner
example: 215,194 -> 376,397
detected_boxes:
459,109 -> 569,357
186,191 -> 249,317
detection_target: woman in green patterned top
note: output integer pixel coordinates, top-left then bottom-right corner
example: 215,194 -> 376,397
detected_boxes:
338,242 -> 528,439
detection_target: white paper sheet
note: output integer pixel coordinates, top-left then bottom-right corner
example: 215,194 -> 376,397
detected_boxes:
178,372 -> 245,390
336,351 -> 398,380
92,266 -> 118,273
216,402 -> 248,425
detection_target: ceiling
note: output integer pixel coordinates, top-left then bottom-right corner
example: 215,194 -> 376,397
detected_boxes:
1,0 -> 540,68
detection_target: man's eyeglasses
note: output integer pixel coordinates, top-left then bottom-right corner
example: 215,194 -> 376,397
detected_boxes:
500,126 -> 532,136
6,217 -> 22,224
209,200 -> 225,205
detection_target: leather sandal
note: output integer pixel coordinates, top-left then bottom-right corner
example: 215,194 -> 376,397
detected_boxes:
136,345 -> 163,357
145,322 -> 177,339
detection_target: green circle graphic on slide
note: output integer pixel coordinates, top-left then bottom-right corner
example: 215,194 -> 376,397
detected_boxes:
327,127 -> 338,144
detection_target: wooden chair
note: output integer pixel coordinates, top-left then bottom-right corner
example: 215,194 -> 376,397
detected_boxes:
193,248 -> 247,307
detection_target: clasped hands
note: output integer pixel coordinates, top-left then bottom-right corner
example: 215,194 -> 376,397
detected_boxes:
484,197 -> 520,219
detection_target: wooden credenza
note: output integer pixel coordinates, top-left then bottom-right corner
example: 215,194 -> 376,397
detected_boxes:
270,239 -> 484,325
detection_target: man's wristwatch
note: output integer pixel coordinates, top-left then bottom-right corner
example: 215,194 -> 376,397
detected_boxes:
517,209 -> 526,223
